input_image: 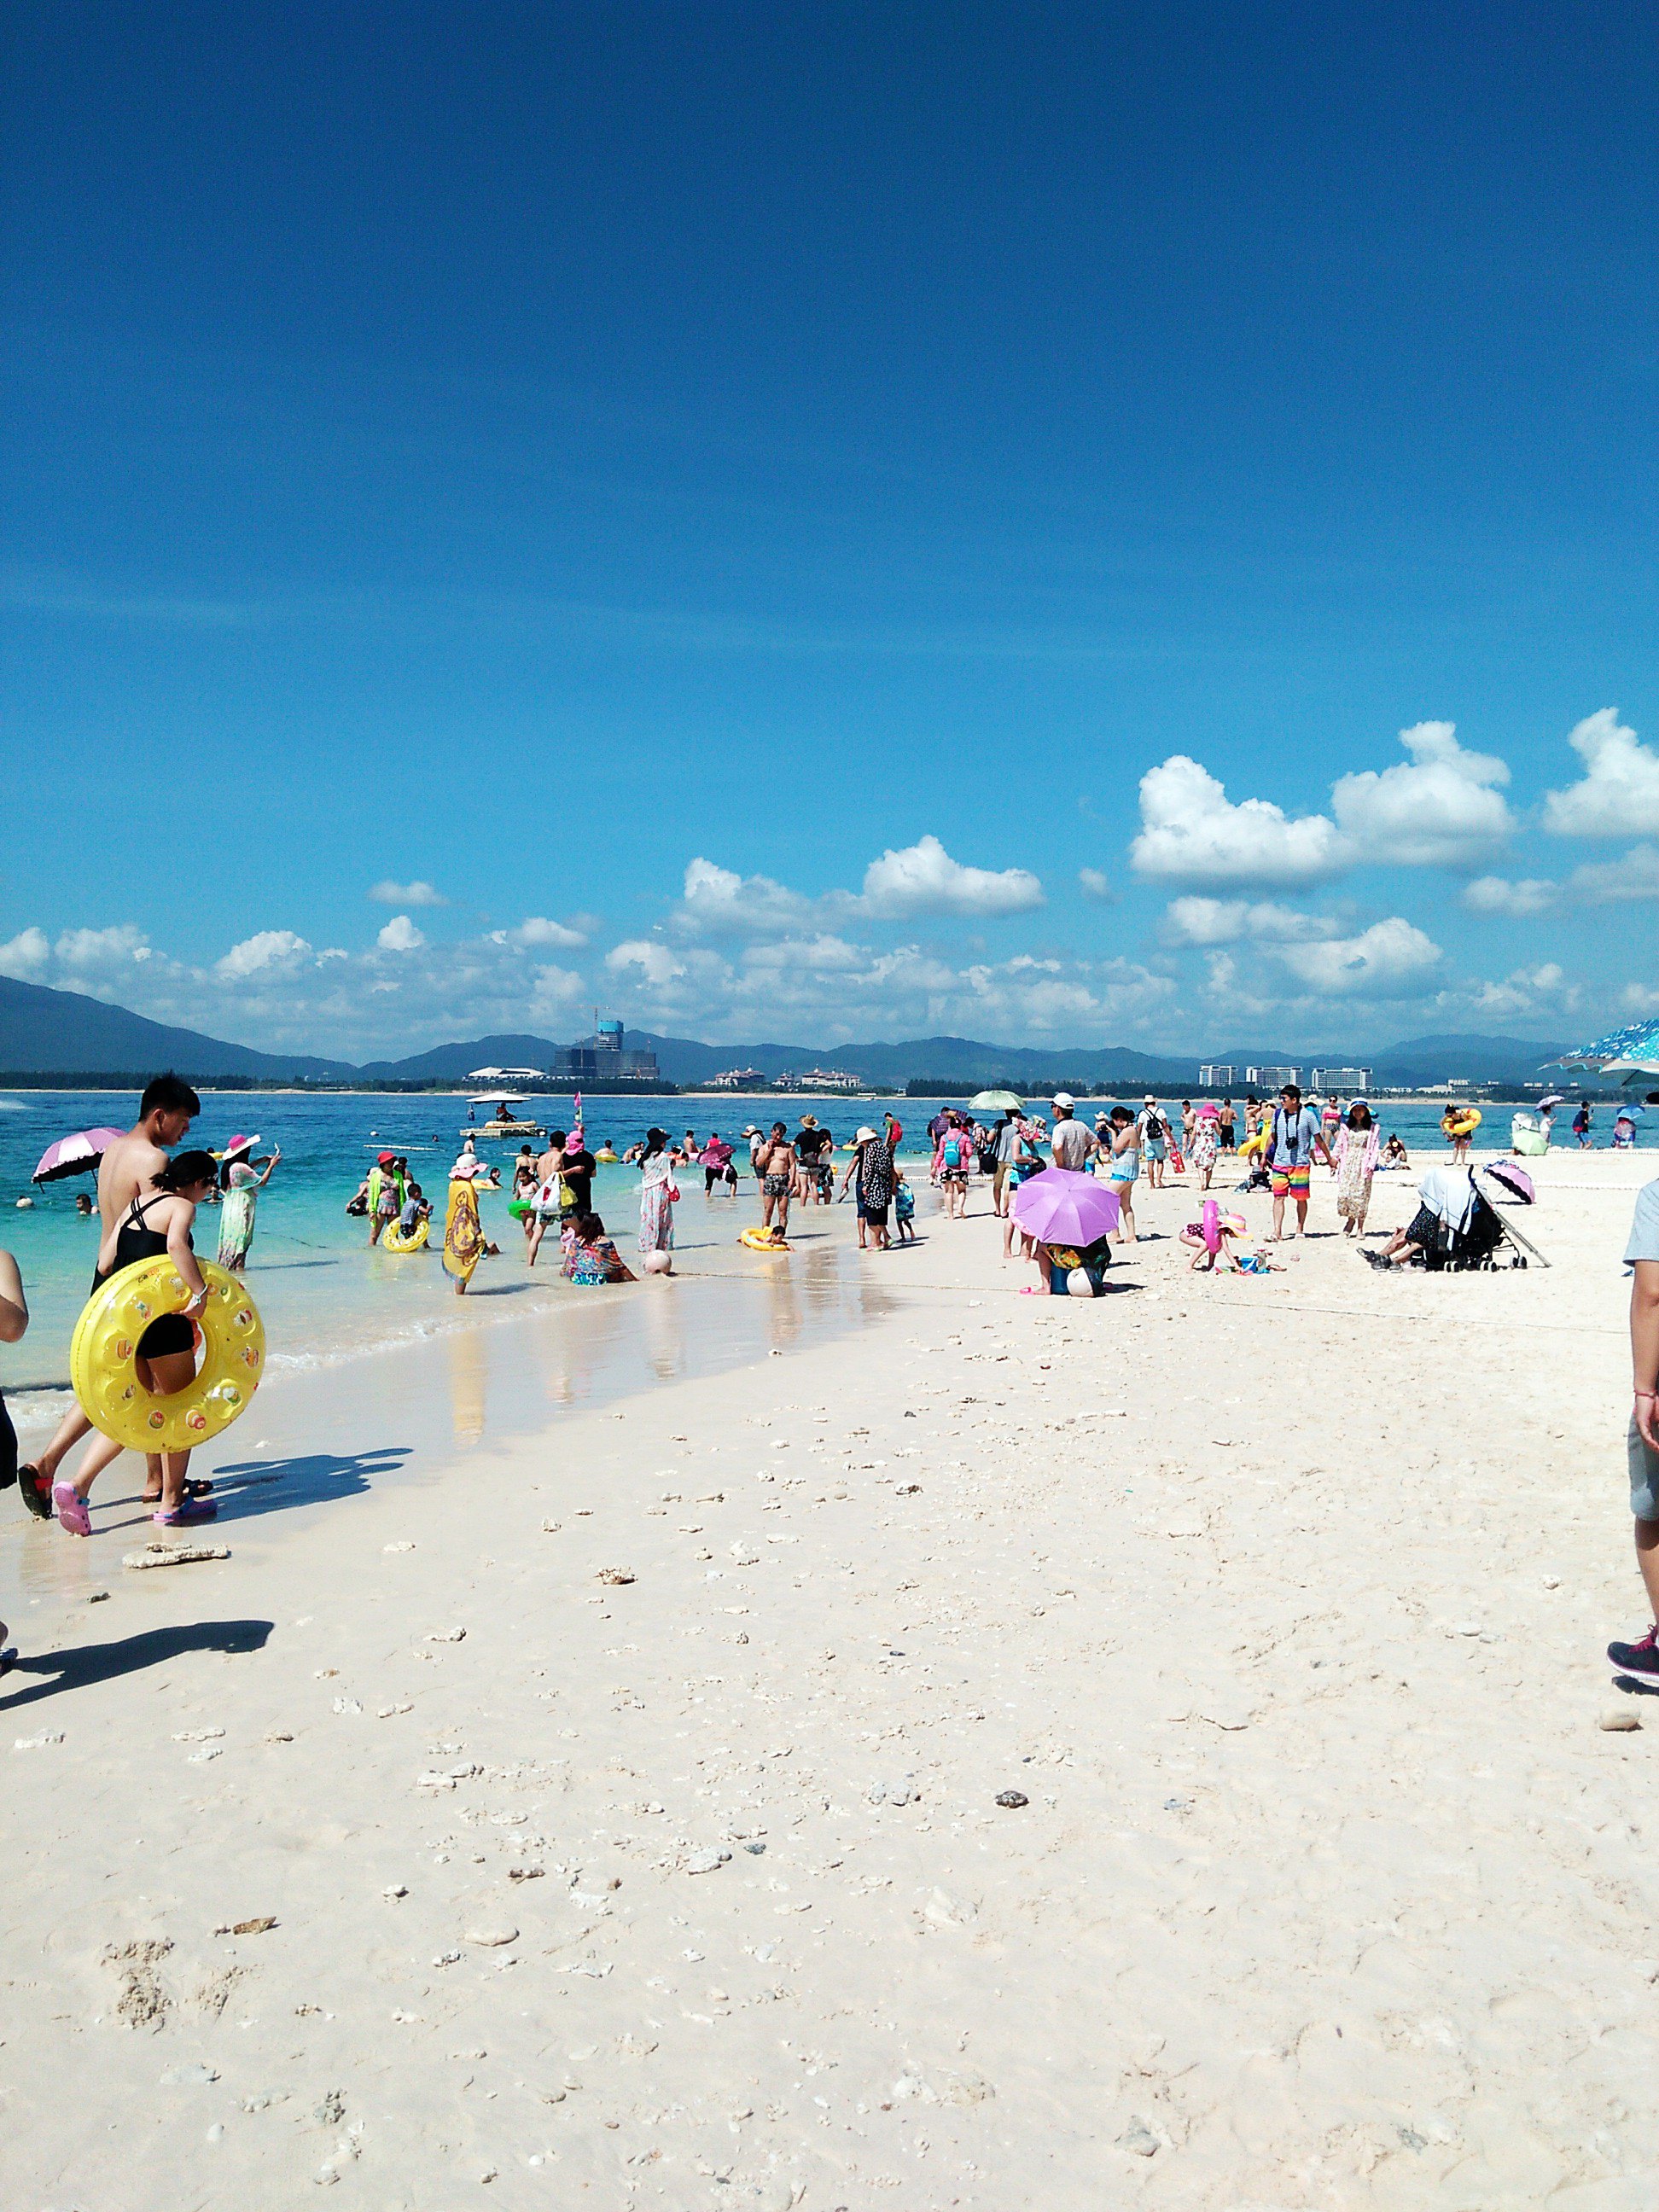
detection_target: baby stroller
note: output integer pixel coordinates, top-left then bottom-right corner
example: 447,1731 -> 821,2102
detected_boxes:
1369,1166 -> 1545,1272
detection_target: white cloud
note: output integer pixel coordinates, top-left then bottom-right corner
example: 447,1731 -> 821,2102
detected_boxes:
0,925 -> 50,979
1462,875 -> 1557,916
1273,917 -> 1442,997
1566,845 -> 1659,903
1130,755 -> 1343,888
1473,963 -> 1571,1019
1330,720 -> 1512,867
675,839 -> 1041,935
491,916 -> 588,949
54,924 -> 151,969
526,964 -> 585,1022
741,934 -> 865,974
376,915 -> 426,952
1543,709 -> 1659,837
856,835 -> 1043,919
370,879 -> 446,907
1077,868 -> 1115,903
606,939 -> 684,987
675,858 -> 812,937
1163,896 -> 1338,946
215,928 -> 314,981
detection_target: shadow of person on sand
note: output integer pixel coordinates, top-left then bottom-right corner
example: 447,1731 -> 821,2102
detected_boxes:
1,1619 -> 273,1714
195,1446 -> 413,1525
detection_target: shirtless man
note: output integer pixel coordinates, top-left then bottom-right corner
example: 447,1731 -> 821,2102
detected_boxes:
18,1072 -> 201,1517
525,1129 -> 568,1268
755,1121 -> 795,1241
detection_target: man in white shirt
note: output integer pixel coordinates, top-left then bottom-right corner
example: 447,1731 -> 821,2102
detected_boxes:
1606,1178 -> 1659,1683
1049,1092 -> 1095,1172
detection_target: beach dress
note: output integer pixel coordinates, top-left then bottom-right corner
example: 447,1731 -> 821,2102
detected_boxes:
856,1139 -> 894,1221
1333,1126 -> 1381,1223
443,1175 -> 485,1288
217,1161 -> 259,1268
638,1154 -> 678,1255
1190,1122 -> 1219,1177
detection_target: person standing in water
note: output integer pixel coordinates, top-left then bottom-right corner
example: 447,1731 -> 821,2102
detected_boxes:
17,1073 -> 201,1520
216,1134 -> 281,1272
53,1150 -> 221,1534
0,1246 -> 27,1674
637,1127 -> 678,1270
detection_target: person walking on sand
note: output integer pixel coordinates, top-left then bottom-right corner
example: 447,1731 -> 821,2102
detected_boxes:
754,1121 -> 795,1243
53,1150 -> 223,1534
1332,1098 -> 1381,1237
841,1126 -> 894,1250
1137,1097 -> 1170,1188
17,1072 -> 202,1521
1103,1105 -> 1140,1243
934,1114 -> 973,1218
1189,1106 -> 1220,1192
1049,1092 -> 1094,1171
1604,1173 -> 1659,1683
216,1134 -> 280,1272
1574,1097 -> 1595,1150
1268,1082 -> 1330,1241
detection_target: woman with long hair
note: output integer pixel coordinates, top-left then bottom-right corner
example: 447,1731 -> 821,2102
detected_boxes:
637,1127 -> 678,1274
1333,1099 -> 1382,1237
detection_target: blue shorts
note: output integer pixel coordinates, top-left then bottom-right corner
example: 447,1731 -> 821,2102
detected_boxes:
1146,1139 -> 1167,1161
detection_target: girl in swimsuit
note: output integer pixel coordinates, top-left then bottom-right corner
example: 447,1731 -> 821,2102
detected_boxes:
54,1150 -> 220,1536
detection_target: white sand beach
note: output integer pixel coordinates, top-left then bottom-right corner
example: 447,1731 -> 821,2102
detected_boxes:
4,1151 -> 1656,2209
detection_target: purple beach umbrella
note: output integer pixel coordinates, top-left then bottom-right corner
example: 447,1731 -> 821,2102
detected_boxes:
32,1126 -> 125,1185
1010,1167 -> 1120,1246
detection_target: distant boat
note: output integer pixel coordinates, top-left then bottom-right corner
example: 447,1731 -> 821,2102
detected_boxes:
464,1093 -> 544,1139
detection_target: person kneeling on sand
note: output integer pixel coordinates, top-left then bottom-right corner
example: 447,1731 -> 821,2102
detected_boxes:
1605,1175 -> 1659,1682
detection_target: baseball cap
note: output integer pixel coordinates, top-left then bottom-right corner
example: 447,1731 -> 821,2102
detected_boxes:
1051,1091 -> 1075,1110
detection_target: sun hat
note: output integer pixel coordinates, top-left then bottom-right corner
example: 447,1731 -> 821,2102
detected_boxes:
1051,1091 -> 1075,1110
1144,1094 -> 1156,1105
377,1150 -> 395,1166
800,1114 -> 818,1127
854,1126 -> 878,1143
222,1132 -> 259,1160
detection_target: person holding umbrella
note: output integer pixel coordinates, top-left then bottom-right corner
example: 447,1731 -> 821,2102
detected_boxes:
1010,1164 -> 1121,1295
217,1133 -> 281,1272
16,1073 -> 202,1521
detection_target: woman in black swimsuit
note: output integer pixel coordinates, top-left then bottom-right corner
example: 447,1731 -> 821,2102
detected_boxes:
54,1150 -> 220,1537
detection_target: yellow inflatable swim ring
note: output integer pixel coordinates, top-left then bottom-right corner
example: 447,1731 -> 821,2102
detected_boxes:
594,1146 -> 620,1163
1239,1129 -> 1271,1161
71,1257 -> 265,1454
739,1227 -> 790,1252
382,1216 -> 430,1252
1442,1109 -> 1481,1138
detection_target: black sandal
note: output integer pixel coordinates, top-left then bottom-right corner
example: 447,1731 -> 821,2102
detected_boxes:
17,1464 -> 53,1520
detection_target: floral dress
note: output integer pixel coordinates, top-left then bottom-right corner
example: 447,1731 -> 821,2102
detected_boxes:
1333,1125 -> 1381,1223
217,1161 -> 259,1268
856,1139 -> 894,1214
638,1154 -> 678,1254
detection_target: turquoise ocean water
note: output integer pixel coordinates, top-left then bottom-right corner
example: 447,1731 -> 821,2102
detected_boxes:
0,1086 -> 1650,1399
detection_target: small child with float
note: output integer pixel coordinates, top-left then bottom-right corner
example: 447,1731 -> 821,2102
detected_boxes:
1179,1199 -> 1278,1275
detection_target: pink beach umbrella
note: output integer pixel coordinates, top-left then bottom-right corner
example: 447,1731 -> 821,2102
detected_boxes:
1010,1167 -> 1120,1246
32,1126 -> 125,1185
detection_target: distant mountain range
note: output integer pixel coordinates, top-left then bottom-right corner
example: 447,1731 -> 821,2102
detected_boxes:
0,975 -> 1580,1091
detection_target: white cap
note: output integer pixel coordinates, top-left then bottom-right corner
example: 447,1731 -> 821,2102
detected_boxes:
1051,1091 -> 1075,1110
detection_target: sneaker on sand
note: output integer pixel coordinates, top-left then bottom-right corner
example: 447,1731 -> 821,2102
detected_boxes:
1607,1625 -> 1659,1681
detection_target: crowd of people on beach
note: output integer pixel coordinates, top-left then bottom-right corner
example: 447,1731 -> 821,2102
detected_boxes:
6,1062 -> 1659,1752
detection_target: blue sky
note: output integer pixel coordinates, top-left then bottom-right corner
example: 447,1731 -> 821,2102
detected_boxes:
3,3 -> 1656,1056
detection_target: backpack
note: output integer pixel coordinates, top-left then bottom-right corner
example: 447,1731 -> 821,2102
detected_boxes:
1143,1110 -> 1164,1142
942,1135 -> 963,1170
